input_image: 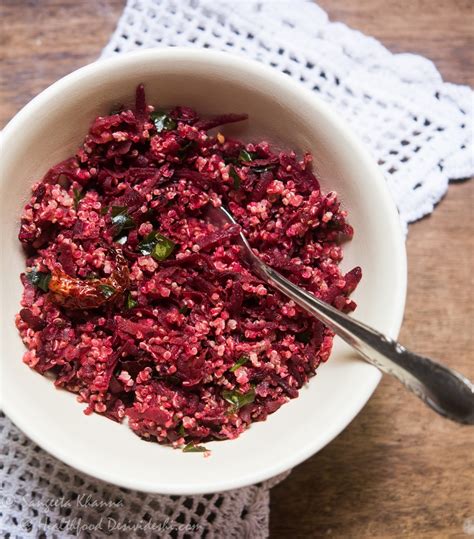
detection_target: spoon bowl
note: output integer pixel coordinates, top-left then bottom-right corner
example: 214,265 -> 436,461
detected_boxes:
0,48 -> 408,493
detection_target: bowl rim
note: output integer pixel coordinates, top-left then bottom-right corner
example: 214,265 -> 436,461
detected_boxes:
0,47 -> 407,494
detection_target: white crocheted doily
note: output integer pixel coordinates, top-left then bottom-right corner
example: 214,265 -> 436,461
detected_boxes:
2,1 -> 473,537
103,0 -> 473,230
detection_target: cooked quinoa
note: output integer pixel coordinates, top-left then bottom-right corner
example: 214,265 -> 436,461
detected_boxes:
16,84 -> 361,449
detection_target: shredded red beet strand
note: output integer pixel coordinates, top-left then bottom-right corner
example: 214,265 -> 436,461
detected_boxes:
16,84 -> 361,448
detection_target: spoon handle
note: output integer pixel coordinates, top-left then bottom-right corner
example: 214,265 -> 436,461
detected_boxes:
258,261 -> 474,425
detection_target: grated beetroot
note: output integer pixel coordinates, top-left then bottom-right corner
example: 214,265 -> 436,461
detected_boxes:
16,84 -> 361,448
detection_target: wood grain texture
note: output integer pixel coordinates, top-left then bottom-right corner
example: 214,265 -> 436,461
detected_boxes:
0,2 -> 472,538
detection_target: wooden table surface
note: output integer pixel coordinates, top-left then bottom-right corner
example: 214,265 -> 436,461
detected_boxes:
1,1 -> 472,538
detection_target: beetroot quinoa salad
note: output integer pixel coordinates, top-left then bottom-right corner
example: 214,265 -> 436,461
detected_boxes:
16,84 -> 361,451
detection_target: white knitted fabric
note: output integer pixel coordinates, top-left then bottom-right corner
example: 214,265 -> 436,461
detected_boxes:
103,0 -> 473,230
2,1 -> 473,538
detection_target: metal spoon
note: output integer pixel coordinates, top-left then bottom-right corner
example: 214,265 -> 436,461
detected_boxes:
207,205 -> 474,425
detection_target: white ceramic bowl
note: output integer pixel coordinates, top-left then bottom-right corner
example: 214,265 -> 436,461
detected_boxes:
0,48 -> 406,494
